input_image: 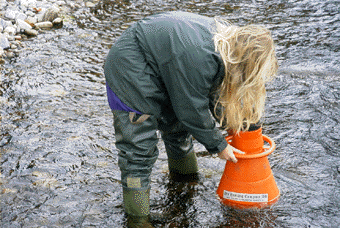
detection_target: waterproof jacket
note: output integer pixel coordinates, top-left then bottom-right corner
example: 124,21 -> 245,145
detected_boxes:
104,11 -> 228,154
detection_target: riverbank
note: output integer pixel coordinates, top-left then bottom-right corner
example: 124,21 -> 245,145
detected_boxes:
0,0 -> 98,63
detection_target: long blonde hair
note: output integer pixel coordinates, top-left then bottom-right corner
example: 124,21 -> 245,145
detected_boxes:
213,18 -> 278,133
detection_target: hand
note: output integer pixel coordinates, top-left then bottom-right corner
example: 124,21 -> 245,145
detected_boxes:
217,144 -> 245,163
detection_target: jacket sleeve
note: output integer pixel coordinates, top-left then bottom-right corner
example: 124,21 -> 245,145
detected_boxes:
160,51 -> 228,154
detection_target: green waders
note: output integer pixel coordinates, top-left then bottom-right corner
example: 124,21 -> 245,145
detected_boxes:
112,109 -> 198,227
159,118 -> 199,177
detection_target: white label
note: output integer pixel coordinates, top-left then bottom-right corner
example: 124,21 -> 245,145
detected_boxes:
223,190 -> 268,203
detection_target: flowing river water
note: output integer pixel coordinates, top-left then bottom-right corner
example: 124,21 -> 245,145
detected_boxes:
1,0 -> 339,227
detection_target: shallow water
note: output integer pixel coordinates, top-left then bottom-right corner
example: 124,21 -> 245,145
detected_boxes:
1,0 -> 339,227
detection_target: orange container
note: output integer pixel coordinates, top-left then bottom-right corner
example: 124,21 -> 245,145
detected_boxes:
216,128 -> 280,209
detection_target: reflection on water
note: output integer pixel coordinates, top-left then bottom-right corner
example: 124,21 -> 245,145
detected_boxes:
1,0 -> 339,227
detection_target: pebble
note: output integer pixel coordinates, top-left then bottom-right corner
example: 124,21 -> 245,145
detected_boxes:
0,33 -> 10,49
6,51 -> 14,58
10,43 -> 17,49
16,18 -> 32,31
25,17 -> 37,25
85,2 -> 96,8
4,10 -> 17,20
24,28 -> 38,36
4,26 -> 16,36
52,17 -> 63,27
35,21 -> 53,29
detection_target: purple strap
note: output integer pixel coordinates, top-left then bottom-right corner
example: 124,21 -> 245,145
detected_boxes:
106,83 -> 142,114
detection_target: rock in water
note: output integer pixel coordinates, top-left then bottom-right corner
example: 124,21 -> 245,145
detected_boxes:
41,7 -> 59,22
52,17 -> 63,28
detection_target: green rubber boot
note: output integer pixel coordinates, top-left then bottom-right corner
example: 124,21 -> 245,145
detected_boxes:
167,152 -> 198,174
167,152 -> 199,182
123,188 -> 154,228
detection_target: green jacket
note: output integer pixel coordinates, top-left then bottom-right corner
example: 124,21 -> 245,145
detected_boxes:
104,11 -> 228,154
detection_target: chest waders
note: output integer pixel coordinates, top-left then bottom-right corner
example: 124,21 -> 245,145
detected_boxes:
113,109 -> 198,227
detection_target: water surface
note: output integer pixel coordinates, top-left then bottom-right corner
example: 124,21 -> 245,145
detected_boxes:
1,0 -> 339,227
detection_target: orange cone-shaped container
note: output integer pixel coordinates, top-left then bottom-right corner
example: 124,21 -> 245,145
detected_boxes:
216,128 -> 280,209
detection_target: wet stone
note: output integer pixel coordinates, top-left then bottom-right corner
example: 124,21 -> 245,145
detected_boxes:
10,43 -> 17,49
4,9 -> 18,20
25,16 -> 37,25
7,35 -> 14,41
5,51 -> 14,58
19,0 -> 38,8
35,21 -> 53,29
0,18 -> 12,30
52,17 -> 63,28
24,28 -> 38,36
41,7 -> 59,22
0,34 -> 10,49
15,12 -> 27,21
85,2 -> 96,8
16,18 -> 32,31
3,26 -> 16,36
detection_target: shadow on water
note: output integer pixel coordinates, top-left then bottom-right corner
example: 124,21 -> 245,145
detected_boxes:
1,0 -> 340,227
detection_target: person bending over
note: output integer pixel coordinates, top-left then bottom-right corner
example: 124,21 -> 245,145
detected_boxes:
104,11 -> 278,227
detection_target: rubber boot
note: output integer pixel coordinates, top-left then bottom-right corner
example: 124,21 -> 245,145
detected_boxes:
123,188 -> 154,228
168,152 -> 198,174
167,152 -> 199,182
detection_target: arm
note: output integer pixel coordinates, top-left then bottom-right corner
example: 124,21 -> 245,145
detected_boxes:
160,52 -> 228,154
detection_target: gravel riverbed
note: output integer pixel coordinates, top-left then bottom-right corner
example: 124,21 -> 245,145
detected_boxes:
0,0 -> 98,62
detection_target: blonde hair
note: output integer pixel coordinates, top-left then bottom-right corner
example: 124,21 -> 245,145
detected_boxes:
213,18 -> 278,133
